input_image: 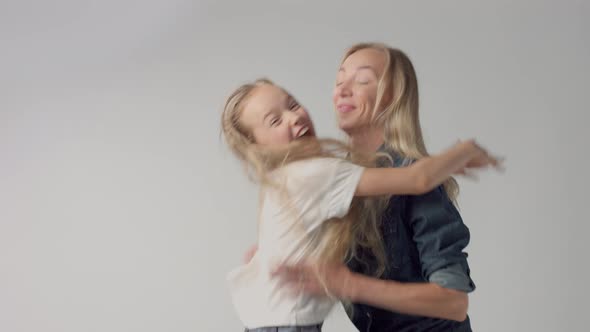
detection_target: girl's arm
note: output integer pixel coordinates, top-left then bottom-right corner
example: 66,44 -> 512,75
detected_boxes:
355,140 -> 497,196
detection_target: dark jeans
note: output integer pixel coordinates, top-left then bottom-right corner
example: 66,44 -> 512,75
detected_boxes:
245,324 -> 322,332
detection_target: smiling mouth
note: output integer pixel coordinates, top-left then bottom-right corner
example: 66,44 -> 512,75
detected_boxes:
295,127 -> 312,139
337,104 -> 356,113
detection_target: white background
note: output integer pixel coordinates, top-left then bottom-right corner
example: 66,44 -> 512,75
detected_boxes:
1,1 -> 588,331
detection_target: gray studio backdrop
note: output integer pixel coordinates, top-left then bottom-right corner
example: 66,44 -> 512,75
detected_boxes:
1,1 -> 588,331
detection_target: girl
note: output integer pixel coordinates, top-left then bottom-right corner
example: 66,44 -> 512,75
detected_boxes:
221,78 -> 499,332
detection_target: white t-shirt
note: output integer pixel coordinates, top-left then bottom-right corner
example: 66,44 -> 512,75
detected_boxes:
226,157 -> 365,328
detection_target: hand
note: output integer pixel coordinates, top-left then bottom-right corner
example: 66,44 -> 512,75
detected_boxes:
271,261 -> 356,300
455,140 -> 504,178
243,244 -> 258,264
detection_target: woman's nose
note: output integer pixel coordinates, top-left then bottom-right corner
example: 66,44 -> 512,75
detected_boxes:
336,80 -> 352,97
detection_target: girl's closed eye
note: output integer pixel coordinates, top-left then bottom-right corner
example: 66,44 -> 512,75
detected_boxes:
289,100 -> 300,110
270,117 -> 281,127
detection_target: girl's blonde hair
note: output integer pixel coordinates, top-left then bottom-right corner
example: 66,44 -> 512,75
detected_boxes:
220,78 -> 388,279
341,43 -> 459,202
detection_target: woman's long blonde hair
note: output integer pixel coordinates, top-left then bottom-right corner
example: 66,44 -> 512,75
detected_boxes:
221,78 -> 388,278
341,43 -> 459,202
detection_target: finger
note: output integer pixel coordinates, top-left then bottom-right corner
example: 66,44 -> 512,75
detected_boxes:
270,265 -> 285,276
275,264 -> 318,287
271,264 -> 300,277
492,156 -> 506,172
301,282 -> 324,296
275,272 -> 302,287
485,153 -> 501,166
302,286 -> 323,297
285,278 -> 324,297
285,284 -> 303,297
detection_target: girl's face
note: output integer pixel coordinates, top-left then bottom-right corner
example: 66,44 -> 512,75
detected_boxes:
332,48 -> 390,134
239,84 -> 316,146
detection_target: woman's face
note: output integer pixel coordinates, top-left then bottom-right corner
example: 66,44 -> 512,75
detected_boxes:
239,84 -> 316,146
332,48 -> 389,134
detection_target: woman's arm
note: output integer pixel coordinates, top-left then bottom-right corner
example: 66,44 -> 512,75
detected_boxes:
272,263 -> 468,322
347,270 -> 468,322
355,140 -> 498,197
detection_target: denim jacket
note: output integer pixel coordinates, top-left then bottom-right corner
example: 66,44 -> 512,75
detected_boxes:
347,148 -> 475,332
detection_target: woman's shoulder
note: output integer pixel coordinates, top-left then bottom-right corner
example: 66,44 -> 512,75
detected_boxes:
377,146 -> 414,168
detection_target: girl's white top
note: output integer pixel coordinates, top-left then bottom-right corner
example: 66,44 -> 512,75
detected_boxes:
227,157 -> 364,328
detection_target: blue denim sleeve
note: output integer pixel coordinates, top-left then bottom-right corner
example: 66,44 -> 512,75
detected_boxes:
407,185 -> 476,293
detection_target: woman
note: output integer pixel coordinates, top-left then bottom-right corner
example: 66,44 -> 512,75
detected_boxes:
274,43 -> 480,331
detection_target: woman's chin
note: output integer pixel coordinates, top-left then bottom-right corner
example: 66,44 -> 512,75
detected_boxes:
337,121 -> 356,134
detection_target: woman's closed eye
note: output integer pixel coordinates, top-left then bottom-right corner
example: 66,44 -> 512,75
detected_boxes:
356,77 -> 371,85
355,71 -> 375,85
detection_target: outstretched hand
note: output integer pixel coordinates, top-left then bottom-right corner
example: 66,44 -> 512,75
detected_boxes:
454,140 -> 504,178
